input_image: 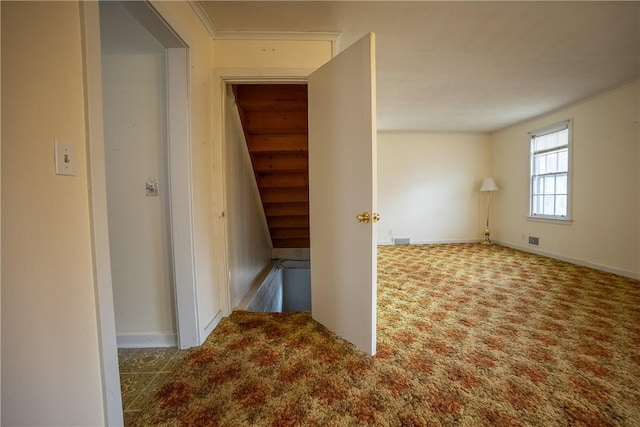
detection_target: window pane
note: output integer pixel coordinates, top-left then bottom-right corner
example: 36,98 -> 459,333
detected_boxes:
556,195 -> 567,216
532,176 -> 542,194
535,155 -> 546,174
558,150 -> 568,172
530,123 -> 570,218
556,174 -> 567,194
533,195 -> 543,215
543,195 -> 555,215
544,176 -> 555,194
546,152 -> 558,173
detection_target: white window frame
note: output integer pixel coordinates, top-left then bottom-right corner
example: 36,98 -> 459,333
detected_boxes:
528,119 -> 573,223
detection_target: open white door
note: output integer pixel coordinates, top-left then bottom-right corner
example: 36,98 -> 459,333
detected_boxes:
308,33 -> 377,356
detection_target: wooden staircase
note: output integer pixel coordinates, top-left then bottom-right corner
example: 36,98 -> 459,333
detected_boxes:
232,84 -> 310,249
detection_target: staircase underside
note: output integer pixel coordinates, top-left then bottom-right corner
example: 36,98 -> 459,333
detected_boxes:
233,84 -> 310,249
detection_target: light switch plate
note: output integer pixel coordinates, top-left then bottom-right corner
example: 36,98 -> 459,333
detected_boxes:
145,178 -> 159,196
54,140 -> 76,176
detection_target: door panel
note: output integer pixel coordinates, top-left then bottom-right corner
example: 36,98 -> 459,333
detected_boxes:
308,33 -> 377,355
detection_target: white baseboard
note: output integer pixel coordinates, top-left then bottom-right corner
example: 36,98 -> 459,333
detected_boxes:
410,239 -> 484,245
379,239 -> 639,280
201,310 -> 225,344
116,333 -> 177,348
497,240 -> 640,280
378,239 -> 482,246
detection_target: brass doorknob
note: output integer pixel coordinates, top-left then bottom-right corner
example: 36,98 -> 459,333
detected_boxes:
372,212 -> 380,223
356,212 -> 370,223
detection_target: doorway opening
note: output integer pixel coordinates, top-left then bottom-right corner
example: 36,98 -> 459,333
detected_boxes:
97,0 -> 198,351
226,83 -> 312,312
85,0 -> 199,423
219,32 -> 377,358
100,1 -> 176,349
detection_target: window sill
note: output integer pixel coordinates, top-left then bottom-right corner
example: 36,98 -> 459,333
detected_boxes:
527,216 -> 573,225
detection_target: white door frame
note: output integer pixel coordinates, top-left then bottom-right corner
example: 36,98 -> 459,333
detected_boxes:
81,2 -> 198,424
213,69 -> 313,310
118,1 -> 199,350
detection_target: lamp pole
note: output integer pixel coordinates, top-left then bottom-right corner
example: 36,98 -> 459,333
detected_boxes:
479,178 -> 499,244
483,190 -> 492,244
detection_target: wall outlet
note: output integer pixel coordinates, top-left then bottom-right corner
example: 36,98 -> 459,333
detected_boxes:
528,236 -> 539,245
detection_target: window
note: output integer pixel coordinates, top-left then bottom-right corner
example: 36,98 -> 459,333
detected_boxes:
529,120 -> 571,220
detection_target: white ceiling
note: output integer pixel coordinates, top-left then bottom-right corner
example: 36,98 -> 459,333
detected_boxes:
198,1 -> 640,132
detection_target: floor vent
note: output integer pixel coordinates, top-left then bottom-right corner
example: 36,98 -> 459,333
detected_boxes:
393,237 -> 410,245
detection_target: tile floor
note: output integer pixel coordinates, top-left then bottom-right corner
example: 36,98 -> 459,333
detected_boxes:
118,347 -> 188,426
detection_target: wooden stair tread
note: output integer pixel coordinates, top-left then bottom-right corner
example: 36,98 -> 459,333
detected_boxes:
233,83 -> 310,249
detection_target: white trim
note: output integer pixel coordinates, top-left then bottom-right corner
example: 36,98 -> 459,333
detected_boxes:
123,1 -> 200,350
166,47 -> 201,350
378,239 -> 483,246
377,239 -> 640,280
202,310 -> 225,340
122,1 -> 185,48
187,0 -> 218,40
116,333 -> 177,349
215,31 -> 341,55
216,84 -> 232,318
80,3 -> 124,426
84,3 -> 202,423
214,68 -> 315,83
214,69 -> 315,318
181,2 -> 343,55
236,262 -> 280,311
0,2 -> 3,418
528,118 -> 573,220
526,216 -> 573,225
214,30 -> 339,42
528,119 -> 570,138
497,241 -> 640,280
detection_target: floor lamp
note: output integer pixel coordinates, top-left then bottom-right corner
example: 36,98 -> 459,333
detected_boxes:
479,178 -> 499,244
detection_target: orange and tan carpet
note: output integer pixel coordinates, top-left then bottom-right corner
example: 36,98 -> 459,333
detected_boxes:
133,244 -> 640,426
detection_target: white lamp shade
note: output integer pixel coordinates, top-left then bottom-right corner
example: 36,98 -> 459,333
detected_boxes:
479,177 -> 499,192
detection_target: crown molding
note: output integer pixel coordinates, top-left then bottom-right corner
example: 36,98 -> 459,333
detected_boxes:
187,1 -> 341,54
214,31 -> 339,42
188,0 -> 218,39
215,31 -> 341,55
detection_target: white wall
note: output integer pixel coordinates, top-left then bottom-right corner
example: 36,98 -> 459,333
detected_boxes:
100,3 -> 176,345
225,89 -> 273,308
491,81 -> 640,278
213,39 -> 333,69
1,2 -> 104,425
377,132 -> 491,244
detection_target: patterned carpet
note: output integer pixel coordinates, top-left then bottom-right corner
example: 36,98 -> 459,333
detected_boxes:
133,243 -> 640,426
